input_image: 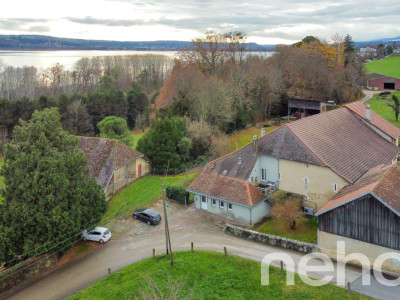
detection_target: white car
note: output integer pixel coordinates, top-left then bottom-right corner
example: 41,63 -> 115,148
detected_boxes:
81,227 -> 111,244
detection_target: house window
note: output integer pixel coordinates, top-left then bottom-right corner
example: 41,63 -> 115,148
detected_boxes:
228,203 -> 233,211
261,169 -> 267,181
302,177 -> 310,185
212,199 -> 216,206
332,183 -> 338,192
220,201 -> 225,209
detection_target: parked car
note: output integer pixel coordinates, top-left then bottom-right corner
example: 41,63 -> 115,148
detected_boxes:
82,227 -> 111,244
133,208 -> 161,225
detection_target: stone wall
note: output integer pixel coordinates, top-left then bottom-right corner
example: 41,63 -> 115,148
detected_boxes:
0,253 -> 59,295
224,224 -> 317,254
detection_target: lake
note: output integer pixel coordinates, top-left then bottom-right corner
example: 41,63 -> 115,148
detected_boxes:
0,50 -> 275,70
0,50 -> 177,70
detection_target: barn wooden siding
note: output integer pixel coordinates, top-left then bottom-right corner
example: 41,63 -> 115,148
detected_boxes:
319,195 -> 400,251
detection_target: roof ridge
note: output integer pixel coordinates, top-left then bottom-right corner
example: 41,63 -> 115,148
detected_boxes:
284,124 -> 327,167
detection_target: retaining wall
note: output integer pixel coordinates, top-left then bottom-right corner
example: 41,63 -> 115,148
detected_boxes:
224,223 -> 317,254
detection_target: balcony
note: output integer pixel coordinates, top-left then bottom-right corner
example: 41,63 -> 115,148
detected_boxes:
257,181 -> 278,196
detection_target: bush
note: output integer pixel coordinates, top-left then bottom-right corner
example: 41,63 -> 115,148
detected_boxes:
166,185 -> 188,204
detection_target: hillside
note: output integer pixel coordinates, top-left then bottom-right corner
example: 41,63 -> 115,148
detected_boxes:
0,35 -> 271,51
366,56 -> 400,78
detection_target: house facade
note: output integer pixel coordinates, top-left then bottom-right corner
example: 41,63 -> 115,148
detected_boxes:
188,103 -> 400,224
316,165 -> 400,273
77,137 -> 151,196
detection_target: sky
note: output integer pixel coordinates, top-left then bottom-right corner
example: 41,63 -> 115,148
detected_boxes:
1,0 -> 400,44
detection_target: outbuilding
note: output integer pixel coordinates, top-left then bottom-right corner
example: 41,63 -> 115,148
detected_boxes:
316,165 -> 400,273
366,73 -> 400,90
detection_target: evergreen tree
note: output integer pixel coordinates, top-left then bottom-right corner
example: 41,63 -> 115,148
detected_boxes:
0,108 -> 106,265
136,117 -> 190,172
343,34 -> 355,66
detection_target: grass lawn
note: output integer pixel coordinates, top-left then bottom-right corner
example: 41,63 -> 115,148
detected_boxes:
228,125 -> 277,153
130,129 -> 147,149
366,56 -> 400,78
68,251 -> 367,300
257,217 -> 318,244
366,91 -> 400,128
0,156 -> 4,203
102,173 -> 198,222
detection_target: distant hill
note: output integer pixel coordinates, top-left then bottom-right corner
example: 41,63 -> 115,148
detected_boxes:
0,35 -> 272,51
355,36 -> 400,47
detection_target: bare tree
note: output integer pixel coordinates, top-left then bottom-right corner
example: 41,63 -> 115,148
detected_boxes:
271,196 -> 302,230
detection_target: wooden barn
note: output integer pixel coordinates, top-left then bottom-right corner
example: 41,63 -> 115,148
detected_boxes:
366,73 -> 400,90
316,165 -> 400,273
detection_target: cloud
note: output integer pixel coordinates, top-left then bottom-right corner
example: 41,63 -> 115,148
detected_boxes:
1,0 -> 400,43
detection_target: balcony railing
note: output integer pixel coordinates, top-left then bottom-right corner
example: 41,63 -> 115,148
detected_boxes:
257,181 -> 278,196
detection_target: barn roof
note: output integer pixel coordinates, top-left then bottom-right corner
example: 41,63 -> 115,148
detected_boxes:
316,165 -> 400,216
366,72 -> 400,81
345,102 -> 400,139
77,137 -> 149,191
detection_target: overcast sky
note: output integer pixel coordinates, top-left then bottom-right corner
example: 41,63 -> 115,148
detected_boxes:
1,0 -> 399,44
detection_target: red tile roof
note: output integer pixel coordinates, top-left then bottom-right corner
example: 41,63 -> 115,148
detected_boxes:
345,102 -> 400,139
187,170 -> 266,207
316,165 -> 400,216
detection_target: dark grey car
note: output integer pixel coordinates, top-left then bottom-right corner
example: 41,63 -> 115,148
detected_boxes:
133,208 -> 161,225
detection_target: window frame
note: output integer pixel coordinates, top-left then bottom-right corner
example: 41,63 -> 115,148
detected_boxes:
211,199 -> 216,206
261,169 -> 267,182
228,203 -> 233,211
219,201 -> 225,209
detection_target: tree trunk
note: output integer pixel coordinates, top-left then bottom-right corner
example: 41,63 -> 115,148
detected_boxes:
290,220 -> 296,230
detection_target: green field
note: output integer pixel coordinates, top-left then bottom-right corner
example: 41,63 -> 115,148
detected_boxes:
257,217 -> 318,244
130,129 -> 146,149
102,173 -> 198,222
366,91 -> 400,128
366,56 -> 400,78
228,126 -> 278,153
68,251 -> 367,300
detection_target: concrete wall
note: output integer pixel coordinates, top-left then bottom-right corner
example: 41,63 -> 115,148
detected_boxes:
251,200 -> 270,224
225,224 -> 317,253
248,155 -> 279,184
318,231 -> 400,274
193,193 -> 268,225
279,159 -> 349,209
109,158 -> 151,195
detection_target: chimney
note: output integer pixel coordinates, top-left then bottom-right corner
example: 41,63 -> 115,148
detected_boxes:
261,127 -> 266,137
366,105 -> 371,121
252,135 -> 258,156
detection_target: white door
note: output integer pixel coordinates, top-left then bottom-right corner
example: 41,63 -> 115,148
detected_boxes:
201,196 -> 208,210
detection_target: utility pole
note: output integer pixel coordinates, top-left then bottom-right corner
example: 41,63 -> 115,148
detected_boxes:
161,178 -> 173,265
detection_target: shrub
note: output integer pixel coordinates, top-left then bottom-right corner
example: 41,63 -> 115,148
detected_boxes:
166,185 -> 188,204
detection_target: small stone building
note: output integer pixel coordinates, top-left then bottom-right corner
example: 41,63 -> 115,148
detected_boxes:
77,137 -> 151,195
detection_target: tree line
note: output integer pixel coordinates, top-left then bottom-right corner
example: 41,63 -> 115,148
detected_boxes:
0,81 -> 150,153
0,54 -> 172,101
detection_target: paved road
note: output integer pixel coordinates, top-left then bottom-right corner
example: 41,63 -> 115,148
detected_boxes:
351,270 -> 400,300
360,90 -> 381,103
2,227 -> 363,300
